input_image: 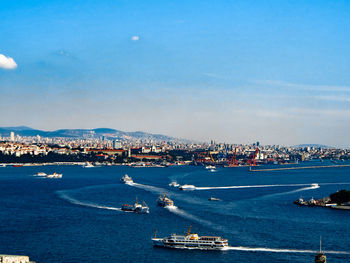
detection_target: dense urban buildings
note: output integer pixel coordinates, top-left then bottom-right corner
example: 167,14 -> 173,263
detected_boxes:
1,131 -> 349,166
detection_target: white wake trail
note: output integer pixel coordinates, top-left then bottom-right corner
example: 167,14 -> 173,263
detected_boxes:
226,246 -> 350,255
195,183 -> 315,190
165,206 -> 226,232
129,183 -> 226,231
57,191 -> 121,211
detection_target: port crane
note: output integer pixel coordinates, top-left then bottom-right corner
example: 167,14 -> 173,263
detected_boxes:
228,147 -> 238,167
248,147 -> 259,166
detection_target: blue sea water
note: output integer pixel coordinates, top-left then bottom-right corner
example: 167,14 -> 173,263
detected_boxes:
0,161 -> 350,262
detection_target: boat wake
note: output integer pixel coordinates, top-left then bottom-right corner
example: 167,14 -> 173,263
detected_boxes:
56,190 -> 122,212
225,246 -> 350,255
165,206 -> 226,232
195,183 -> 319,191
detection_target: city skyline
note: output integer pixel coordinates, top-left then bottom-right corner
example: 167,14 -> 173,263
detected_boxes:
1,0 -> 350,147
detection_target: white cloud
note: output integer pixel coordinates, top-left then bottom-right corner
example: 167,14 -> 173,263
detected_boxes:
0,54 -> 17,69
131,36 -> 140,41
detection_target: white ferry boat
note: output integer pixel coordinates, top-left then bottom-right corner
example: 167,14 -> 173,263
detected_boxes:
152,226 -> 228,250
179,184 -> 196,191
120,174 -> 133,184
46,172 -> 62,178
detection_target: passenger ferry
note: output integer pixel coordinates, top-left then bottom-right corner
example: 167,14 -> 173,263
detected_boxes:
157,193 -> 174,207
152,226 -> 228,250
120,174 -> 133,184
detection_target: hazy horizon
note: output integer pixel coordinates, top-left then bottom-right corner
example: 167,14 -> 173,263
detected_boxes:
1,1 -> 350,147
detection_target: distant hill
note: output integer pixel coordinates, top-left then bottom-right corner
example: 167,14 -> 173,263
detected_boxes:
294,144 -> 331,149
0,126 -> 189,143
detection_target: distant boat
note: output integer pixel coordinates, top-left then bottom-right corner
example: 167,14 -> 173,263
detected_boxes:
157,193 -> 174,207
311,183 -> 319,188
179,184 -> 196,191
315,237 -> 326,263
0,164 -> 6,167
122,197 -> 149,214
208,197 -> 221,201
205,165 -> 216,169
169,181 -> 180,187
120,174 -> 133,184
83,162 -> 95,168
13,164 -> 23,167
46,172 -> 62,178
152,226 -> 229,250
34,172 -> 47,177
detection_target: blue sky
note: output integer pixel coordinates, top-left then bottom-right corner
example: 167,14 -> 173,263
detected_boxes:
1,0 -> 350,147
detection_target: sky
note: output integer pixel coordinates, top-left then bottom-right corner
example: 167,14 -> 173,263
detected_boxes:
1,0 -> 350,147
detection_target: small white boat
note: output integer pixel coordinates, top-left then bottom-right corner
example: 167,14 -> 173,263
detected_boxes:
169,181 -> 180,187
34,172 -> 47,177
83,162 -> 95,168
120,174 -> 133,184
205,165 -> 216,169
179,184 -> 196,191
208,197 -> 221,201
311,183 -> 319,188
46,172 -> 62,178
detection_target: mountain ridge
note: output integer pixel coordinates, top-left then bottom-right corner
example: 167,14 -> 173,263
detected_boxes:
0,126 -> 188,142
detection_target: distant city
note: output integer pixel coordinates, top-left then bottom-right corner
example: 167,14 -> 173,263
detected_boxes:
1,126 -> 349,166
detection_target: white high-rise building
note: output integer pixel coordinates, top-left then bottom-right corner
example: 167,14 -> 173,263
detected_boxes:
10,132 -> 15,142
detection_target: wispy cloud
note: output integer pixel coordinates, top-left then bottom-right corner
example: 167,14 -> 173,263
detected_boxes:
0,54 -> 17,69
131,36 -> 140,41
256,80 -> 350,92
202,73 -> 228,80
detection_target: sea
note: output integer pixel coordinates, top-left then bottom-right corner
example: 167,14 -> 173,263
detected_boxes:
0,160 -> 350,263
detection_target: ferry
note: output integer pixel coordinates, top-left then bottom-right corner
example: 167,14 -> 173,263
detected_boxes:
169,181 -> 180,188
179,184 -> 196,191
34,172 -> 47,177
121,197 -> 149,214
157,193 -> 174,207
46,172 -> 62,178
152,226 -> 228,250
120,174 -> 133,184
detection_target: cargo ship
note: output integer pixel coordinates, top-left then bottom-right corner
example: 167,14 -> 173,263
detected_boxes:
152,226 -> 228,250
